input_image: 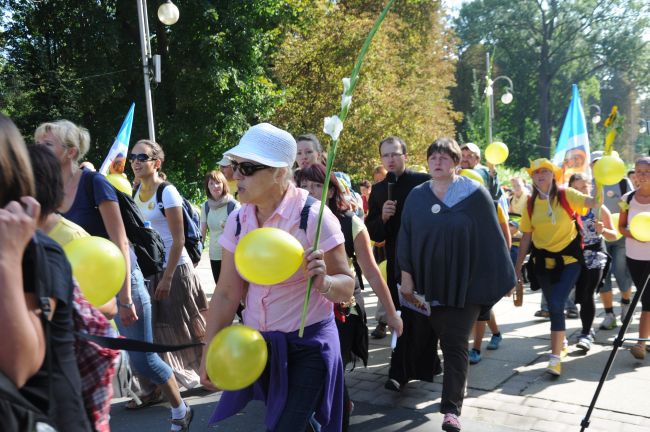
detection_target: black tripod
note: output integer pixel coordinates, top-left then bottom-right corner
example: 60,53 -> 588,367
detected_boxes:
580,273 -> 650,431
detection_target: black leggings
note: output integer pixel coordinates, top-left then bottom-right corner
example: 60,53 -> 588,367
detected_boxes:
575,267 -> 604,335
627,258 -> 650,312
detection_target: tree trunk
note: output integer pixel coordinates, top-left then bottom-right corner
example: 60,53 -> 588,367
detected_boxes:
538,63 -> 551,158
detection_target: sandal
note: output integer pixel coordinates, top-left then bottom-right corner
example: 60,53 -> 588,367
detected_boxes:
125,388 -> 164,410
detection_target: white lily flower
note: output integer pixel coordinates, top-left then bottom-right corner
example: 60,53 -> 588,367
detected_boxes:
341,94 -> 352,111
323,115 -> 344,141
342,77 -> 351,95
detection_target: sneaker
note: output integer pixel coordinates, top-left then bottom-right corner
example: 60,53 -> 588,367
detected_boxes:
170,406 -> 193,432
468,349 -> 482,365
600,313 -> 618,330
487,334 -> 502,350
534,310 -> 550,318
384,378 -> 401,392
547,356 -> 561,376
371,322 -> 387,339
621,303 -> 631,322
630,344 -> 646,360
576,334 -> 593,352
566,309 -> 579,319
442,413 -> 461,432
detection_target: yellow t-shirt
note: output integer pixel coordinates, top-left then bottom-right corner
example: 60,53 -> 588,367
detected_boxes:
48,216 -> 90,247
519,187 -> 588,266
496,205 -> 507,224
509,192 -> 529,215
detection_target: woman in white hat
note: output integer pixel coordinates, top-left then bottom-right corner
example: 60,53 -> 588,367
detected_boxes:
514,158 -> 601,376
201,123 -> 354,432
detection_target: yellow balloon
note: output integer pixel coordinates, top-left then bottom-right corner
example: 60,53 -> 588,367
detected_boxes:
607,213 -> 623,241
378,260 -> 387,281
106,173 -> 133,195
234,228 -> 304,285
63,236 -> 126,307
592,155 -> 626,186
206,325 -> 268,391
485,142 -> 509,165
629,212 -> 650,242
460,169 -> 485,185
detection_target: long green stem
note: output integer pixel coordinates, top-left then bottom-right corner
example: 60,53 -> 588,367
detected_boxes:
298,0 -> 397,337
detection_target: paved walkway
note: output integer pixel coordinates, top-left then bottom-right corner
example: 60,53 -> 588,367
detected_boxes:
111,254 -> 650,431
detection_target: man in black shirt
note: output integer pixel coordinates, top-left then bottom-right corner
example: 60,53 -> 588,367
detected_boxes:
366,136 -> 439,391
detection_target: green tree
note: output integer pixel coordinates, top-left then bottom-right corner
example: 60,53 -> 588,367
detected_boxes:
0,0 -> 305,197
454,0 -> 650,160
272,0 -> 460,179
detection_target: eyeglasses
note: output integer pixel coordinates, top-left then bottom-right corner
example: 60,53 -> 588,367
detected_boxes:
231,161 -> 271,176
128,153 -> 156,162
381,152 -> 404,159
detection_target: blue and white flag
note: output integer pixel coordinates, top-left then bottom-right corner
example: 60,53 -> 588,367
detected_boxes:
99,103 -> 135,175
552,84 -> 590,184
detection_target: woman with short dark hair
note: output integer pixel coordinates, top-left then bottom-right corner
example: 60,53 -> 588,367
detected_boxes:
397,137 -> 515,432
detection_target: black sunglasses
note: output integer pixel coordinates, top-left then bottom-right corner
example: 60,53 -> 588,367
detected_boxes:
231,160 -> 271,176
128,153 -> 156,162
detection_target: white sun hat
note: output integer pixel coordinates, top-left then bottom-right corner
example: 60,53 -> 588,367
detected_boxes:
225,123 -> 297,168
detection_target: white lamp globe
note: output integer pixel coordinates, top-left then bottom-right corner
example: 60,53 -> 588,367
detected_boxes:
158,0 -> 179,26
591,115 -> 601,125
500,91 -> 513,105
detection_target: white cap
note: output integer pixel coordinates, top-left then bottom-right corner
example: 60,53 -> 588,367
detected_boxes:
225,123 -> 296,168
461,142 -> 481,158
218,156 -> 231,166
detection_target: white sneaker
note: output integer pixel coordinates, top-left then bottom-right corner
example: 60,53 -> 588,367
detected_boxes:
576,334 -> 593,351
600,313 -> 617,330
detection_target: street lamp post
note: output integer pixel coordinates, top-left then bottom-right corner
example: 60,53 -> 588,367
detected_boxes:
136,0 -> 179,142
485,52 -> 514,144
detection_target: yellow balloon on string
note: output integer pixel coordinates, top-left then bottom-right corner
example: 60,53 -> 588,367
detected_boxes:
206,325 -> 268,391
63,236 -> 126,307
485,142 -> 509,165
106,173 -> 133,195
629,212 -> 650,242
592,155 -> 626,186
460,169 -> 485,185
234,228 -> 304,285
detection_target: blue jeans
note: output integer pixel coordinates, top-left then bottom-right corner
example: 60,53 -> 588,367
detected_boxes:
113,267 -> 173,385
537,263 -> 582,331
272,343 -> 326,432
603,237 -> 632,293
540,288 -> 577,312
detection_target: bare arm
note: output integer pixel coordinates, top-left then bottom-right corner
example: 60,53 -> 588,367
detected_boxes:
201,222 -> 208,242
598,205 -> 618,242
98,200 -> 137,324
154,205 -> 185,301
353,229 -> 402,336
307,243 -> 355,303
500,221 -> 512,249
0,198 -> 46,387
514,232 -> 532,280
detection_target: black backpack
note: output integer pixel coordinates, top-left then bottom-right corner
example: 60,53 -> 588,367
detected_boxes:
86,171 -> 165,277
154,181 -> 203,265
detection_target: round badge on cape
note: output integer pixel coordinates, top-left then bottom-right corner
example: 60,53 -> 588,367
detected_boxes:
148,201 -> 155,210
431,204 -> 441,214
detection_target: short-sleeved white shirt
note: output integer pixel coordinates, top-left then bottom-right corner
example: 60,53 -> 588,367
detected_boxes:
135,183 -> 191,267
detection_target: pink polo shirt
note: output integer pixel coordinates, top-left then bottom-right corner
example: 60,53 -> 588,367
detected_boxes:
220,184 -> 345,333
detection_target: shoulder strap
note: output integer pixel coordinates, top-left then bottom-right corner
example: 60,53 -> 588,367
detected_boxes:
339,213 -> 356,258
204,201 -> 210,218
626,190 -> 636,205
31,235 -> 54,416
619,179 -> 628,196
557,188 -> 576,219
300,195 -> 317,232
155,181 -> 170,217
227,200 -> 236,215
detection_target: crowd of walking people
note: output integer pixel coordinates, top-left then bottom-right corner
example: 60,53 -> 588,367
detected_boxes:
1,113 -> 648,432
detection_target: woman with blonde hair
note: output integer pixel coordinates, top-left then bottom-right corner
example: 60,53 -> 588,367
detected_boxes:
35,120 -> 193,430
200,170 -> 239,285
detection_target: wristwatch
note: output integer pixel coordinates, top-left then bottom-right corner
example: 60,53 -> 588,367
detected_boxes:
119,302 -> 134,309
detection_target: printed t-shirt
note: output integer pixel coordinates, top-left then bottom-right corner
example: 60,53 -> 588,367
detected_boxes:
135,183 -> 191,267
520,187 -> 588,266
220,184 -> 344,333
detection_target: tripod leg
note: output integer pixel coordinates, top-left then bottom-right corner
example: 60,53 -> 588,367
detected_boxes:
580,274 -> 649,431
